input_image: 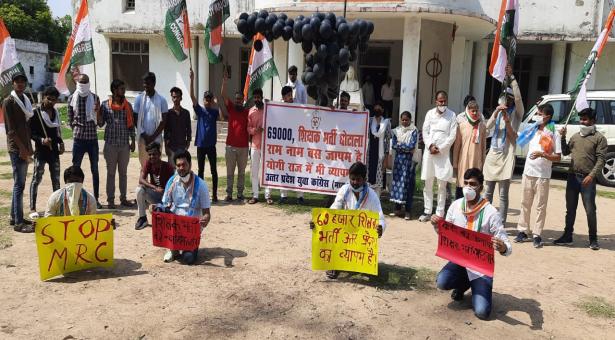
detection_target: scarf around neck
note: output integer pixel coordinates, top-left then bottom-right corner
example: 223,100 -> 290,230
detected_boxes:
137,91 -> 162,134
462,197 -> 489,232
10,90 -> 34,121
109,98 -> 134,128
465,107 -> 481,144
516,120 -> 556,154
39,106 -> 61,128
393,124 -> 416,144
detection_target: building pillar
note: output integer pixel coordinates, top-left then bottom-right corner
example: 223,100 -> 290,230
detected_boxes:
272,40 -> 288,101
196,37 -> 209,98
287,41 -> 304,76
399,16 -> 421,125
471,40 -> 489,111
549,42 -> 566,94
449,36 -> 469,113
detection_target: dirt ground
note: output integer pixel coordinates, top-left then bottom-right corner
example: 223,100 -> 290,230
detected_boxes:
0,149 -> 614,340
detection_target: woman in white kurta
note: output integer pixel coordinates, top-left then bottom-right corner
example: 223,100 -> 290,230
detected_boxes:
419,91 -> 458,220
367,103 -> 391,195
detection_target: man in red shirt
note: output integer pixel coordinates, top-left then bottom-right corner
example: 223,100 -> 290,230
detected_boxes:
135,143 -> 175,230
221,71 -> 249,202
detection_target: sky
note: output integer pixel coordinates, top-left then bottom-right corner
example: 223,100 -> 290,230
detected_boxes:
48,0 -> 73,18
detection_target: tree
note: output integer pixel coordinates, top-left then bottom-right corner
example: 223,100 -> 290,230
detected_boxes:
0,0 -> 72,71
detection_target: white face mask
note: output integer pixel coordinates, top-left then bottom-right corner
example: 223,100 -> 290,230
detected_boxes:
179,172 -> 191,183
437,105 -> 447,113
533,115 -> 544,124
462,186 -> 477,201
580,125 -> 595,136
76,82 -> 91,95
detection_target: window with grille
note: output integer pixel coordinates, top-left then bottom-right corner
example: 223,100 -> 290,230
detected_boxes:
111,40 -> 149,91
125,0 -> 135,12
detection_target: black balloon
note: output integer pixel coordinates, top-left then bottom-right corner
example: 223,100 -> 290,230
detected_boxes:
265,31 -> 274,42
272,22 -> 284,37
339,48 -> 350,63
304,72 -> 316,85
292,31 -> 301,43
358,20 -> 368,36
301,24 -> 313,41
367,21 -> 375,35
349,49 -> 357,62
304,66 -> 313,73
305,54 -> 314,67
237,19 -> 248,34
337,22 -> 349,39
282,26 -> 293,41
286,18 -> 294,27
306,85 -> 317,99
301,40 -> 312,54
266,14 -> 277,29
258,10 -> 268,19
349,21 -> 360,36
247,14 -> 257,29
239,12 -> 249,21
327,42 -> 339,56
254,39 -> 263,52
310,17 -> 321,34
255,18 -> 266,33
293,20 -> 303,34
313,63 -> 325,77
279,13 -> 287,21
317,44 -> 327,60
336,17 -> 347,29
320,19 -> 333,40
297,15 -> 305,21
326,12 -> 336,24
340,63 -> 350,72
316,12 -> 326,21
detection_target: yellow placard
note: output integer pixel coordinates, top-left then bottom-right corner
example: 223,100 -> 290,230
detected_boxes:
311,208 -> 379,275
35,214 -> 114,281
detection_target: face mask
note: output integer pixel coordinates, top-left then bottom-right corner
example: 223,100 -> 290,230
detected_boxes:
351,183 -> 365,192
462,186 -> 477,201
437,105 -> 447,113
66,182 -> 83,216
77,82 -> 91,95
580,125 -> 596,136
533,115 -> 544,124
179,173 -> 191,183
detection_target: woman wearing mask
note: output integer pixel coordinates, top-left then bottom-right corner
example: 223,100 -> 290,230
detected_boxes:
389,111 -> 418,220
367,102 -> 391,196
453,100 -> 486,199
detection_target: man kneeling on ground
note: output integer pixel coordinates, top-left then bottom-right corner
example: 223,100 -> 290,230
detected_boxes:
45,165 -> 97,217
310,161 -> 385,279
157,150 -> 211,265
135,143 -> 175,230
431,167 -> 511,320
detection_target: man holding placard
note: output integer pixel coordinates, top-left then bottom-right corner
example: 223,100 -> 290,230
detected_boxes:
158,150 -> 211,264
431,168 -> 511,320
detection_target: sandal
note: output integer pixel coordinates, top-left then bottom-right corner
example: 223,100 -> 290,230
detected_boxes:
266,198 -> 274,205
248,198 -> 258,204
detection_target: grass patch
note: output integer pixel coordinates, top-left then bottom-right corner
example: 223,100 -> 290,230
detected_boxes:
58,106 -> 104,140
0,150 -> 6,157
0,161 -> 11,166
0,189 -> 12,198
576,296 -> 615,318
0,173 -> 13,180
552,184 -> 615,200
342,264 -> 437,291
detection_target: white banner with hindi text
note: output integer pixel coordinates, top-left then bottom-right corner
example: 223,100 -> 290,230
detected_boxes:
260,102 -> 369,195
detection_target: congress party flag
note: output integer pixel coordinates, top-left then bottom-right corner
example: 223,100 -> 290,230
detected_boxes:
204,0 -> 230,64
243,34 -> 278,100
0,18 -> 26,100
164,0 -> 193,62
489,0 -> 519,83
56,0 -> 95,94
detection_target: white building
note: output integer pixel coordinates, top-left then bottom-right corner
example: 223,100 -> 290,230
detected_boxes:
14,38 -> 50,92
80,0 -> 615,127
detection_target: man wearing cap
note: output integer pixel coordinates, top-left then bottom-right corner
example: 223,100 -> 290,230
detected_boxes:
483,65 -> 524,224
2,73 -> 34,232
286,65 -> 307,105
189,69 -> 220,202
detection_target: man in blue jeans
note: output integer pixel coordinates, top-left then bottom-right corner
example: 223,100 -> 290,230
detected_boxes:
555,107 -> 607,250
68,74 -> 102,209
431,168 -> 511,320
2,73 -> 34,232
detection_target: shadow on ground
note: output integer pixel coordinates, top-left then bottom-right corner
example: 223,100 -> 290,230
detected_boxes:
196,247 -> 248,267
47,258 -> 147,283
333,263 -> 437,291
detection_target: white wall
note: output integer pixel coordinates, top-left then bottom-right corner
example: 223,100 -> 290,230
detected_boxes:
565,41 -> 615,92
15,39 -> 48,92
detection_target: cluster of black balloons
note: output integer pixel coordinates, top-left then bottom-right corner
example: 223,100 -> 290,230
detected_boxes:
236,10 -> 374,106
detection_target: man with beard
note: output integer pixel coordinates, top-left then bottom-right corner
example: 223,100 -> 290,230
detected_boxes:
286,65 -> 307,104
97,79 -> 136,209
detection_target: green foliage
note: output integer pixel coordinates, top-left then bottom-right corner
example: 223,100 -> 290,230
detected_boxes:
0,0 -> 72,59
577,296 -> 615,318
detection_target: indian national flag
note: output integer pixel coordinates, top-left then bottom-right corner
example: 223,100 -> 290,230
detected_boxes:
572,9 -> 615,112
243,34 -> 279,100
205,0 -> 230,64
489,0 -> 519,83
56,0 -> 95,94
164,0 -> 192,62
0,18 -> 25,99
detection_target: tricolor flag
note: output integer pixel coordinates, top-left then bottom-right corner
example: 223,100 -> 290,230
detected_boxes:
56,0 -> 95,94
205,0 -> 230,64
0,18 -> 25,99
489,0 -> 519,83
243,34 -> 279,100
571,9 -> 615,113
164,0 -> 192,62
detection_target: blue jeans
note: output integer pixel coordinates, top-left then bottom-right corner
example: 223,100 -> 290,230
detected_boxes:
436,262 -> 493,320
564,173 -> 597,241
72,139 -> 100,200
9,152 -> 28,224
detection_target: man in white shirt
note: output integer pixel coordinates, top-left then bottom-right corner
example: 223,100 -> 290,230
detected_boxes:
134,72 -> 169,167
361,75 -> 375,111
419,90 -> 458,222
515,104 -> 561,248
431,168 -> 511,320
380,76 -> 395,117
286,65 -> 307,105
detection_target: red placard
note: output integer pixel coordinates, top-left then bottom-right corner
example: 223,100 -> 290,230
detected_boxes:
152,212 -> 201,251
435,220 -> 495,277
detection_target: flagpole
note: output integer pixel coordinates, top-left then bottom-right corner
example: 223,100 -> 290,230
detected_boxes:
335,0 -> 348,109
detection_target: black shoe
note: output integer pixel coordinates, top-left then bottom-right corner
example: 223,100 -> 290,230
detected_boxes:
279,197 -> 288,205
297,197 -> 305,205
589,241 -> 600,250
451,289 -> 464,301
236,195 -> 245,202
212,196 -> 219,203
13,224 -> 21,232
107,202 -> 116,209
16,224 -> 34,233
135,216 -> 148,230
533,236 -> 543,248
96,201 -> 103,209
120,200 -> 136,208
553,234 -> 573,246
514,232 -> 528,243
9,220 -> 15,226
326,270 -> 340,279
